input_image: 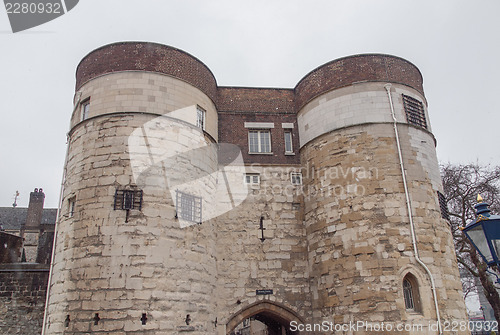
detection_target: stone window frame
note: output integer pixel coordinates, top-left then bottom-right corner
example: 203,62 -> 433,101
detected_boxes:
248,129 -> 272,154
81,98 -> 90,121
196,105 -> 206,130
403,273 -> 422,313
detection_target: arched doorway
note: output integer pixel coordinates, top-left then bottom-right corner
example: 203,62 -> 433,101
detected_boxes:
226,301 -> 303,335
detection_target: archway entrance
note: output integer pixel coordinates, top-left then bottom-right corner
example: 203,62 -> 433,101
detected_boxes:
226,302 -> 302,335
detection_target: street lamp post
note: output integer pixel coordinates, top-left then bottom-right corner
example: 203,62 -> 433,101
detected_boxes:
462,195 -> 500,276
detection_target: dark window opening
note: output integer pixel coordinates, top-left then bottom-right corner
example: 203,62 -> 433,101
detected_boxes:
114,189 -> 143,211
402,94 -> 427,129
437,191 -> 450,221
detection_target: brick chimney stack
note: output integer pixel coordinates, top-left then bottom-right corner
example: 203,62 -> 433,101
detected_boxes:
24,188 -> 45,229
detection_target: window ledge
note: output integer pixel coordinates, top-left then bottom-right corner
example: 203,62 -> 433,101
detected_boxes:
248,152 -> 274,155
285,152 -> 295,156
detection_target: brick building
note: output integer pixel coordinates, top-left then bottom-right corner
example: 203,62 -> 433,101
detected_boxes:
0,189 -> 56,334
43,42 -> 468,334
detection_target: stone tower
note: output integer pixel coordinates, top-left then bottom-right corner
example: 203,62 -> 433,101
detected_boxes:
44,42 -> 468,335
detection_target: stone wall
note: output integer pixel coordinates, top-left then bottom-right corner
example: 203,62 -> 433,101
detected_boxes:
0,264 -> 49,335
216,165 -> 310,330
45,42 -> 469,335
298,81 -> 467,333
71,71 -> 218,141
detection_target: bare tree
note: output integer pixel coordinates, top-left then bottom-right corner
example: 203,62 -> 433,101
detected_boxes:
441,163 -> 500,323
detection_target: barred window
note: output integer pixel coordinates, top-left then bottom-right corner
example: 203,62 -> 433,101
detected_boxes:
402,94 -> 426,129
176,190 -> 202,224
114,189 -> 143,210
437,191 -> 449,221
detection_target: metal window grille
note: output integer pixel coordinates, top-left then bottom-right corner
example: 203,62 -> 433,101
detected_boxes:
403,279 -> 415,310
402,94 -> 427,129
437,191 -> 450,221
114,189 -> 143,210
176,190 -> 202,224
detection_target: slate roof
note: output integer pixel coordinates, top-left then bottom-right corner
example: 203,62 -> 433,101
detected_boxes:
0,207 -> 57,230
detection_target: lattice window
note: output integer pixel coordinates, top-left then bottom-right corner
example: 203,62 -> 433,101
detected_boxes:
402,94 -> 427,129
403,279 -> 415,310
176,190 -> 202,224
437,191 -> 449,221
114,189 -> 143,210
403,273 -> 421,313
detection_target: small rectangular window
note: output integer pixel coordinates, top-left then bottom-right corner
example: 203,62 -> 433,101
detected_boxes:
176,190 -> 202,224
437,191 -> 449,221
196,106 -> 206,130
244,173 -> 260,185
81,99 -> 90,121
402,94 -> 426,129
248,130 -> 271,153
284,131 -> 293,154
114,189 -> 143,211
290,172 -> 302,185
68,197 -> 76,217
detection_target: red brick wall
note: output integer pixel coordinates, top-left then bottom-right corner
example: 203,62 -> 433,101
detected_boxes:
218,112 -> 300,165
76,42 -> 218,101
294,54 -> 424,110
217,87 -> 295,114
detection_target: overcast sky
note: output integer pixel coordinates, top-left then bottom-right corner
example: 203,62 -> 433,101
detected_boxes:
1,0 -> 499,209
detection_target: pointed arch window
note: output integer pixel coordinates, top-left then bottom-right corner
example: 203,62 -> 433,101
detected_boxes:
403,273 -> 421,313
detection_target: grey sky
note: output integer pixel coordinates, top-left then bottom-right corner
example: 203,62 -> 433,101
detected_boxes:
1,0 -> 499,208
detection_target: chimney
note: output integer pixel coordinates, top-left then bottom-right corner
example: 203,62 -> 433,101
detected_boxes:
24,188 -> 45,229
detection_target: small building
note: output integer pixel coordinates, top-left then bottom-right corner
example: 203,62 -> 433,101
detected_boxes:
0,189 -> 57,334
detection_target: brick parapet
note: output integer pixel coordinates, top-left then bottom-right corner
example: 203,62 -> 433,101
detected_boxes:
76,42 -> 218,102
217,87 -> 295,114
76,43 -> 423,118
294,54 -> 424,111
218,112 -> 300,165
